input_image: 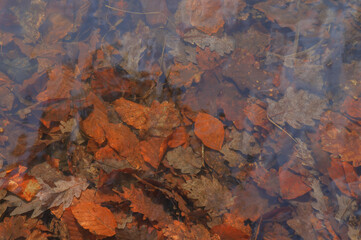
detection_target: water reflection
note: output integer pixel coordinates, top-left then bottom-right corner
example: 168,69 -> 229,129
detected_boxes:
0,0 -> 360,239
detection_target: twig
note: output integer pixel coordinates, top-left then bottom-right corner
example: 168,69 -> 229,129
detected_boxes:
266,114 -> 297,143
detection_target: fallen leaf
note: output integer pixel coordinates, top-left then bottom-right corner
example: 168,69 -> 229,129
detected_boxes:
194,112 -> 224,151
167,126 -> 189,148
72,202 -> 117,237
328,158 -> 360,198
140,137 -> 167,169
183,29 -> 235,56
319,111 -> 361,167
341,96 -> 361,119
122,184 -> 171,224
168,61 -> 203,88
36,176 -> 89,210
113,98 -> 149,130
186,0 -> 224,34
267,87 -> 327,128
279,166 -> 311,200
182,176 -> 233,217
165,146 -> 202,174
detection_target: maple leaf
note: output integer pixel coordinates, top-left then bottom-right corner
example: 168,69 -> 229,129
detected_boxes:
267,87 -> 327,129
72,202 -> 117,237
36,176 -> 89,210
182,176 -> 233,217
194,112 -> 224,151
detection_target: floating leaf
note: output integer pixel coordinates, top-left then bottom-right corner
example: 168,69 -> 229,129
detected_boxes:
194,112 -> 224,151
72,202 -> 117,237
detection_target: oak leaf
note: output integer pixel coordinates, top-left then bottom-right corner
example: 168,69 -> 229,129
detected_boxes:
194,112 -> 224,151
36,176 -> 89,210
182,176 -> 233,217
71,202 -> 117,237
267,87 -> 327,129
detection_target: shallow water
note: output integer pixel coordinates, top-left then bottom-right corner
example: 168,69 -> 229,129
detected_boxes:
0,0 -> 361,239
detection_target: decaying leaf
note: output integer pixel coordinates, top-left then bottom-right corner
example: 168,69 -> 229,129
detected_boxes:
267,87 -> 327,129
168,61 -> 203,88
183,29 -> 235,56
165,146 -> 202,174
36,176 -> 89,210
182,176 -> 233,217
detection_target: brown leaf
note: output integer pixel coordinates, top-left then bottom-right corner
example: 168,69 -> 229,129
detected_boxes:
122,184 -> 171,224
341,96 -> 361,119
168,61 -> 203,88
36,65 -> 80,102
194,112 -> 224,151
328,158 -> 360,198
186,0 -> 224,34
319,111 -> 361,167
71,202 -> 117,237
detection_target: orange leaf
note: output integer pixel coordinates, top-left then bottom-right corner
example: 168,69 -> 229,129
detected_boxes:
140,137 -> 167,169
113,98 -> 149,130
168,126 -> 189,148
194,112 -> 224,151
62,208 -> 95,240
71,202 -> 117,237
2,165 -> 41,201
341,96 -> 361,119
211,224 -> 251,240
279,167 -> 311,200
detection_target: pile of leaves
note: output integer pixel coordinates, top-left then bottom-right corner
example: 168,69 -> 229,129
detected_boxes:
1,0 -> 361,239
